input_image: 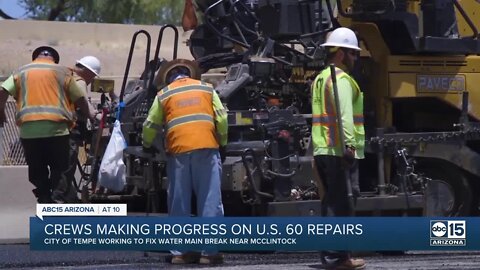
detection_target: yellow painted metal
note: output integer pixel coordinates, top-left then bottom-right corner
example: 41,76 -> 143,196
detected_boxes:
347,22 -> 392,128
387,55 -> 480,120
455,0 -> 480,37
335,0 -> 480,185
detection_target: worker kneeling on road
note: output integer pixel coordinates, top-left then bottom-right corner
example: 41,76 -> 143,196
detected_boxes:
0,46 -> 94,203
142,59 -> 228,265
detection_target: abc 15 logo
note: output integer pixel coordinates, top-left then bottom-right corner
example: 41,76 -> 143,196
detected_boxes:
430,220 -> 466,239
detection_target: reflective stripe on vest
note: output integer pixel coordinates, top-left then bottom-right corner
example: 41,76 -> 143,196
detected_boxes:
165,113 -> 214,131
322,68 -> 344,147
17,106 -> 73,120
159,83 -> 213,102
14,61 -> 74,126
353,115 -> 364,125
312,114 -> 364,147
312,114 -> 364,126
312,114 -> 337,146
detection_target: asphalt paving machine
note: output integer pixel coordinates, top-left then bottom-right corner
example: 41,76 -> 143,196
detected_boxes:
85,0 -> 480,217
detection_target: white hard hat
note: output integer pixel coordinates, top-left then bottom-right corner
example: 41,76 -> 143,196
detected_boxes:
76,56 -> 101,76
321,27 -> 361,51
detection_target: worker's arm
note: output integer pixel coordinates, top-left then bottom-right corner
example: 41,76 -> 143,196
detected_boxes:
75,78 -> 96,115
337,77 -> 356,147
109,91 -> 119,103
142,97 -> 164,148
67,78 -> 95,120
75,97 -> 95,121
0,88 -> 9,126
0,75 -> 15,126
212,90 -> 228,146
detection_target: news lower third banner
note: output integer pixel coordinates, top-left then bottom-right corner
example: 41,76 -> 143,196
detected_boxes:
30,215 -> 480,251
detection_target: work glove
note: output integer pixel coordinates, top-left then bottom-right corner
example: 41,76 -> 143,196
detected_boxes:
342,145 -> 356,168
219,146 -> 226,164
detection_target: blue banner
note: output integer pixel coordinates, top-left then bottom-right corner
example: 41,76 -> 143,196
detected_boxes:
30,217 -> 478,251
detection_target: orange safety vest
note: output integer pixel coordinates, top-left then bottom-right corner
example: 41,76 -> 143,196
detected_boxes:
14,59 -> 76,127
158,77 -> 218,154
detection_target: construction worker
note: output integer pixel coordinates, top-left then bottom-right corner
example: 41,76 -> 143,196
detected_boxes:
60,55 -> 103,202
73,55 -> 118,103
0,46 -> 94,203
142,59 -> 228,265
311,27 -> 366,270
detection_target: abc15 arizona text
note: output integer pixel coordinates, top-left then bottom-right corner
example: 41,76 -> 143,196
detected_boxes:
430,220 -> 466,246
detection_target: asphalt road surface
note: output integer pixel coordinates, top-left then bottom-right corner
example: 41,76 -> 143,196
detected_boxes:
1,246 -> 479,270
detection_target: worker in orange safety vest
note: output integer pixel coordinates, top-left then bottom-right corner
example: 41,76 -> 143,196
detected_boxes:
0,46 -> 94,203
142,59 -> 228,265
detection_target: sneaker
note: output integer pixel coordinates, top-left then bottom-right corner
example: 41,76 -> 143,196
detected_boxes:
170,252 -> 201,264
327,258 -> 366,270
199,254 -> 224,265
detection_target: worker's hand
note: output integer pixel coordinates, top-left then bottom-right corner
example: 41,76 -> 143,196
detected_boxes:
219,146 -> 226,164
342,145 -> 356,168
89,112 -> 97,123
94,110 -> 103,121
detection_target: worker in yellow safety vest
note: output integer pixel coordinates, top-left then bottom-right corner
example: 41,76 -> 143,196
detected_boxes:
142,59 -> 227,265
311,27 -> 366,270
0,46 -> 94,203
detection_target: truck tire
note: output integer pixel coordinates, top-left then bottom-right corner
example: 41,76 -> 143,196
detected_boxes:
416,159 -> 472,216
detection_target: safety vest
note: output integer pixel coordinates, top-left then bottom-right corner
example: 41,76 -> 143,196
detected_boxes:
13,59 -> 76,127
311,66 -> 365,158
158,77 -> 218,153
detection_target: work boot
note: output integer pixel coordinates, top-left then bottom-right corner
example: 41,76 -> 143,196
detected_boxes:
199,254 -> 224,265
170,252 -> 201,264
326,258 -> 366,270
33,189 -> 55,203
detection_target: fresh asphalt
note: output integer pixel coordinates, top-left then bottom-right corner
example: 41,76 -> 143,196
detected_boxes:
1,246 -> 480,269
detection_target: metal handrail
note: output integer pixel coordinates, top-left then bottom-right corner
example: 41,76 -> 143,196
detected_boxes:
119,30 -> 151,103
453,0 -> 479,39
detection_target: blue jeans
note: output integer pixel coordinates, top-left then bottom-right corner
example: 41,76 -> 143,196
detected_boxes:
167,148 -> 224,256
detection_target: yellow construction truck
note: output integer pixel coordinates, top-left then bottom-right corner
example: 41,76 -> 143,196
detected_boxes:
85,0 -> 480,217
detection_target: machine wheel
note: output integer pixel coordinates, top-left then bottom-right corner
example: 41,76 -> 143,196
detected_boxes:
416,159 -> 472,216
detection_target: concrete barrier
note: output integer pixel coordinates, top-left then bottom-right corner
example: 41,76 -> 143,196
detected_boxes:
0,19 -> 194,95
0,166 -> 35,243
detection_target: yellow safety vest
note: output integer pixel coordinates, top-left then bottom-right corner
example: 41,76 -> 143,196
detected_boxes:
311,66 -> 365,158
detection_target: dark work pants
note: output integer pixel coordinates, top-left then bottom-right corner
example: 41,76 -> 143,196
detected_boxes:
314,155 -> 360,266
57,136 -> 80,203
21,135 -> 70,203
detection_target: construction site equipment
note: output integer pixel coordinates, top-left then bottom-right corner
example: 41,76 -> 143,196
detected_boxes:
79,0 -> 480,217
